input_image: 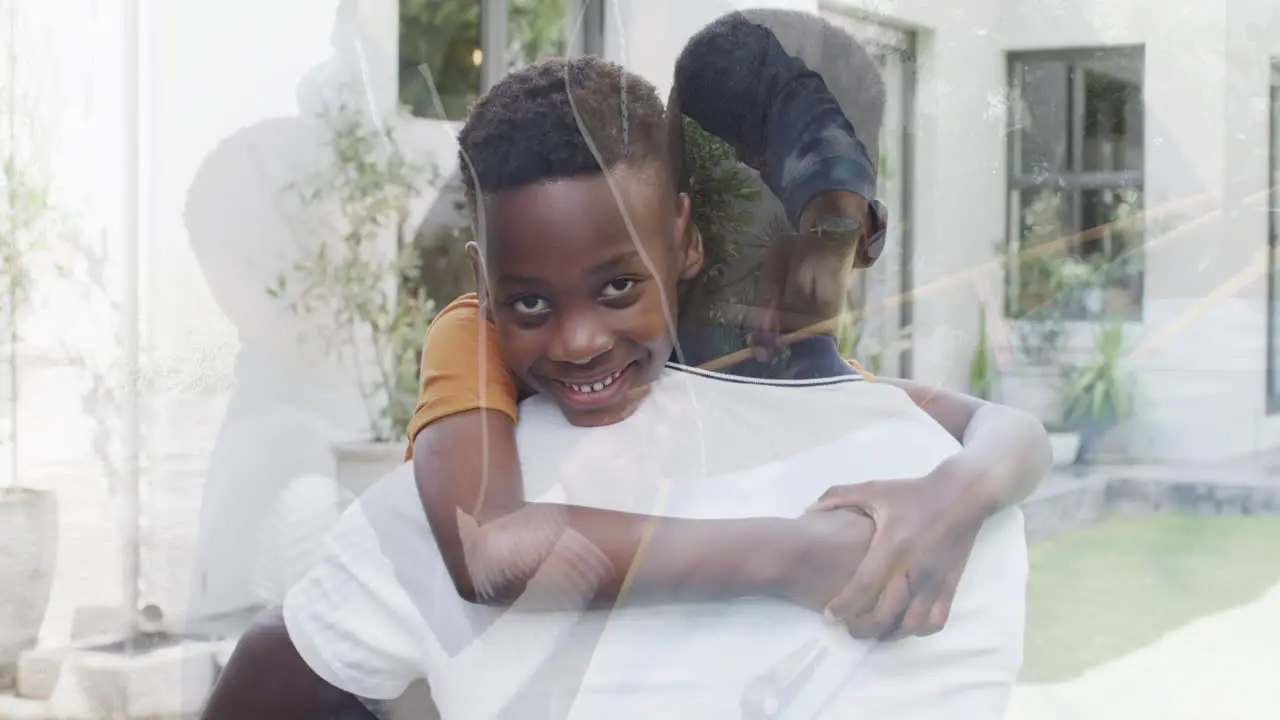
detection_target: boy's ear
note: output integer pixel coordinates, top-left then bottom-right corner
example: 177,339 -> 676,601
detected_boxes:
674,192 -> 703,281
465,241 -> 496,322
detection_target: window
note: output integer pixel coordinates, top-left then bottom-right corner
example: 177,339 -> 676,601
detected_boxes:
1006,48 -> 1144,321
399,0 -> 604,120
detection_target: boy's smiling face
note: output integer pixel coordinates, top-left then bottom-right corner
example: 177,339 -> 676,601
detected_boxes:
473,163 -> 700,427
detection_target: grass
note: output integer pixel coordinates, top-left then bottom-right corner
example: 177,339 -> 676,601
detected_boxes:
1021,513 -> 1280,684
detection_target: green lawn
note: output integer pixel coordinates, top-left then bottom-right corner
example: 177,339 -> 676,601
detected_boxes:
1021,513 -> 1280,684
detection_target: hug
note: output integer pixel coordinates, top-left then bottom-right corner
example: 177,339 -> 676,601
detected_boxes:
202,9 -> 1048,719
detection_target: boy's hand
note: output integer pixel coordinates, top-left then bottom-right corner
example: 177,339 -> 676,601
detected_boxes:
778,509 -> 876,614
806,472 -> 987,640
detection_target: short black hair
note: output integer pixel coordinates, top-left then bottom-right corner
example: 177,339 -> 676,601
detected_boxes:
457,56 -> 672,206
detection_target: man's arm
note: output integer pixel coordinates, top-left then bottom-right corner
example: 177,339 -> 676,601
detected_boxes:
674,10 -> 880,229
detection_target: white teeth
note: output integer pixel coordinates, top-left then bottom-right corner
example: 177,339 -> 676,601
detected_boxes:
563,367 -> 625,394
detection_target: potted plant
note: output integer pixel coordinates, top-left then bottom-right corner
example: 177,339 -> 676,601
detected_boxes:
1061,318 -> 1133,463
1043,424 -> 1083,468
268,87 -> 438,501
969,301 -> 994,401
996,190 -> 1073,424
996,189 -> 1104,434
0,122 -> 60,689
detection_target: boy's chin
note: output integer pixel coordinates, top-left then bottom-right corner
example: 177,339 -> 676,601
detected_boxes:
555,383 -> 652,428
535,355 -> 665,427
559,399 -> 645,428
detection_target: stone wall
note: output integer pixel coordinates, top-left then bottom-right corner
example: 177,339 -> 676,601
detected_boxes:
1020,472 -> 1280,541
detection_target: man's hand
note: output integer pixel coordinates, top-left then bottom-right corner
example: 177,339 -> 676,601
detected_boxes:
749,234 -> 848,361
806,472 -> 987,640
777,508 -> 876,614
749,190 -> 872,361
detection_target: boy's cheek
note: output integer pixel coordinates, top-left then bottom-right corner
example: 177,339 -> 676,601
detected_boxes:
631,297 -> 678,354
494,328 -> 539,384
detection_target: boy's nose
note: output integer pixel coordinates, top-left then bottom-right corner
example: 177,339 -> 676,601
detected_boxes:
549,314 -> 613,365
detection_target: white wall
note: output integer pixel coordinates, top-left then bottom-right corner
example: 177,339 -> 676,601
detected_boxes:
9,0 -> 455,634
3,0 -> 132,645
821,0 -> 1280,463
149,0 -> 478,622
995,0 -> 1280,461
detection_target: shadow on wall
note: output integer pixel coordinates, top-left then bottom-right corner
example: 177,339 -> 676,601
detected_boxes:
178,0 -> 395,628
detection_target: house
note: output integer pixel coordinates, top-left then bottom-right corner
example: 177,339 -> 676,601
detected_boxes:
316,0 -> 1280,464
6,0 -> 1280,627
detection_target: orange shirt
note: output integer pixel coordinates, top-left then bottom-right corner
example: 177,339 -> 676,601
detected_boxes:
403,294 -> 517,460
404,294 -> 874,459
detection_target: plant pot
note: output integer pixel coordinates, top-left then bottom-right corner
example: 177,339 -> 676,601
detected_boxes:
1047,431 -> 1081,468
995,364 -> 1065,427
1105,286 -> 1137,315
333,441 -> 407,508
0,487 -> 58,690
1073,409 -> 1120,464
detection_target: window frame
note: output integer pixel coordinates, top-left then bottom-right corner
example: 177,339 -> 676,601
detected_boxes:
1005,46 -> 1146,322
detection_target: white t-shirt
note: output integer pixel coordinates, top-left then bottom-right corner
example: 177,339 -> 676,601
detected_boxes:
282,364 -> 1028,719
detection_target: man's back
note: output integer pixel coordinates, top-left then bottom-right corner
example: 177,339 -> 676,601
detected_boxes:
282,365 -> 1027,718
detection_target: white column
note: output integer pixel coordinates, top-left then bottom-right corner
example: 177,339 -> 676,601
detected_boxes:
120,0 -> 142,641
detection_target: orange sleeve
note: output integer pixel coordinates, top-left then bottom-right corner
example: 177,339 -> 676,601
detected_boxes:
846,358 -> 875,382
404,293 -> 519,460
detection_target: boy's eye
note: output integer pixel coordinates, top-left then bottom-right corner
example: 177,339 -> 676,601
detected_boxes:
601,278 -> 637,298
510,295 -> 550,315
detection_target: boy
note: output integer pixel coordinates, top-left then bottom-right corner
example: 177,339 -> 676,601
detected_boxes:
408,10 -> 1048,640
205,55 -> 1031,719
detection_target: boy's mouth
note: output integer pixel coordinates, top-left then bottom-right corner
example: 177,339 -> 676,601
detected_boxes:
546,361 -> 639,411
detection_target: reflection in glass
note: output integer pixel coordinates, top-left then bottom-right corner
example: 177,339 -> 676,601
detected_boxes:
399,0 -> 482,120
1007,49 -> 1144,320
399,0 -> 571,120
1082,64 -> 1143,173
507,0 -> 569,72
1008,186 -> 1143,320
1014,62 -> 1070,178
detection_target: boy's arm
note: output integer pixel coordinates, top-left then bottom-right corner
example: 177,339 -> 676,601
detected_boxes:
413,410 -> 870,610
410,296 -> 871,611
810,376 -> 1049,639
878,377 -> 1051,514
